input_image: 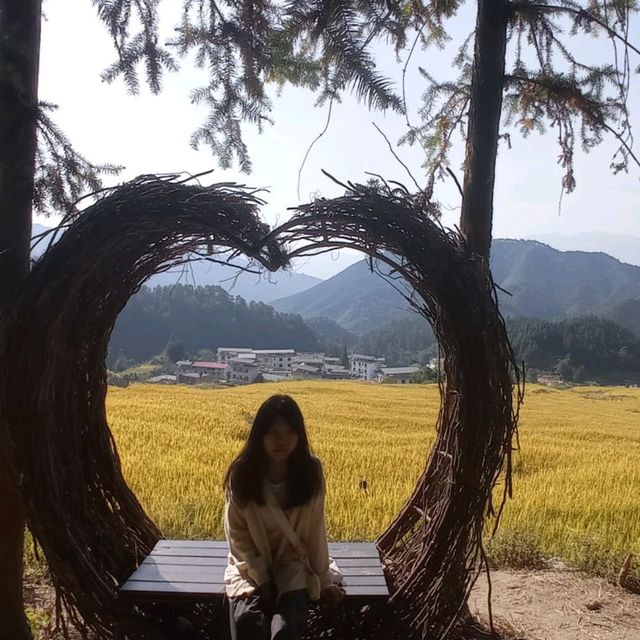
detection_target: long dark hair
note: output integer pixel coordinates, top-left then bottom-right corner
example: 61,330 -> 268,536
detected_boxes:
223,394 -> 322,508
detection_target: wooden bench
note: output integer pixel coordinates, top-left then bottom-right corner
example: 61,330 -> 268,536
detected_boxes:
117,540 -> 389,636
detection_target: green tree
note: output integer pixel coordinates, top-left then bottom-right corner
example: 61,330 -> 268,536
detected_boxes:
557,354 -> 576,380
1,1 -> 638,636
165,339 -> 187,364
340,343 -> 349,368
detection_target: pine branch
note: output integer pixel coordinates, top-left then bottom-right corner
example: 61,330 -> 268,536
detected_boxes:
35,103 -> 123,217
511,2 -> 640,56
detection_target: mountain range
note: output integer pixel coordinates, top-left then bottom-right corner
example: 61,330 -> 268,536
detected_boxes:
531,232 -> 640,266
271,239 -> 640,335
31,224 -> 640,336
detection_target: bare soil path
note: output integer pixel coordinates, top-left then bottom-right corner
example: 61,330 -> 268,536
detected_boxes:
471,569 -> 640,640
26,569 -> 640,639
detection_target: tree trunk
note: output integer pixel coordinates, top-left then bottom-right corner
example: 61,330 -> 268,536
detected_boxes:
0,1 -> 42,638
459,0 -> 510,260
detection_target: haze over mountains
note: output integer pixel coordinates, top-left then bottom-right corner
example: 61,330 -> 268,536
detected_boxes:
272,239 -> 640,335
531,232 -> 640,267
31,224 -> 321,303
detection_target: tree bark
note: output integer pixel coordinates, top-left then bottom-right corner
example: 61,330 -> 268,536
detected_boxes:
459,0 -> 510,260
0,1 -> 42,638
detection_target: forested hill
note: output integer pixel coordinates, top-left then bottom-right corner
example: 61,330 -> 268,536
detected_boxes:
107,285 -> 640,384
271,240 -> 640,334
108,285 -> 321,364
508,315 -> 640,384
354,313 -> 640,384
491,240 -> 640,320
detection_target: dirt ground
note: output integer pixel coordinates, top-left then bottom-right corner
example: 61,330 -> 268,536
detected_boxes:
470,569 -> 640,640
26,569 -> 640,639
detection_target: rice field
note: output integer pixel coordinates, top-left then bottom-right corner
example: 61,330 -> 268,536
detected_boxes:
104,381 -> 640,578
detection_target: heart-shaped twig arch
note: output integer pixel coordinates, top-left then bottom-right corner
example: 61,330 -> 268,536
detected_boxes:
269,181 -> 523,638
0,175 -> 287,637
0,175 -> 521,639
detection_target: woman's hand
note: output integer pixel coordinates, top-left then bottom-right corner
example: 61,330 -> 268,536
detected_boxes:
319,584 -> 345,605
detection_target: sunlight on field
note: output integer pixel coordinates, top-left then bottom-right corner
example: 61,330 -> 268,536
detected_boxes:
106,382 -> 640,573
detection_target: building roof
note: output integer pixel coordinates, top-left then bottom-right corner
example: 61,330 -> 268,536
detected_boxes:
293,357 -> 324,365
175,360 -> 192,367
217,347 -> 253,353
323,368 -> 351,377
380,366 -> 421,376
148,375 -> 177,383
293,364 -> 321,373
349,353 -> 381,362
229,358 -> 259,367
191,361 -> 227,369
252,349 -> 296,355
262,373 -> 291,382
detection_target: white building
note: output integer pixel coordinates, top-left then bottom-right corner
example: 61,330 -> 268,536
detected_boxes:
227,358 -> 260,385
349,354 -> 386,380
252,349 -> 295,371
293,352 -> 325,368
217,348 -> 254,364
378,366 -> 421,384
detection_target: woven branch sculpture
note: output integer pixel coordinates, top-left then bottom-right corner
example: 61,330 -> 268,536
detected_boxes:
269,182 -> 523,639
0,175 -> 521,639
0,175 -> 287,637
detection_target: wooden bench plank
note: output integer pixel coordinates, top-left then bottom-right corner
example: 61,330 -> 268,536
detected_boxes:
129,565 -> 385,583
120,581 -> 389,598
154,540 -> 378,553
151,545 -> 380,559
140,556 -> 382,568
155,540 -> 228,549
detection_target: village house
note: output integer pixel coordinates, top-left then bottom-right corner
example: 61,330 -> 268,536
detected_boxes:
349,354 -> 386,380
322,364 -> 351,380
293,352 -> 325,368
177,372 -> 204,385
176,360 -> 194,373
378,366 -> 421,384
292,363 -> 322,379
190,361 -> 228,380
226,358 -> 260,385
216,348 -> 253,364
252,349 -> 295,372
216,347 -> 295,372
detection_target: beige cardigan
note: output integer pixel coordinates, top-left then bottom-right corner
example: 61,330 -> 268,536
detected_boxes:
223,470 -> 336,598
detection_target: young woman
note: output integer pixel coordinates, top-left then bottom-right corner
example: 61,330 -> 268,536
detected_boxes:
223,394 -> 344,640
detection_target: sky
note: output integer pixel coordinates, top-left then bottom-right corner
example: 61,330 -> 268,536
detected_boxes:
36,2 -> 640,278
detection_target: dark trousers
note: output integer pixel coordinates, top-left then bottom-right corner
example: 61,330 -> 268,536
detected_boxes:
229,587 -> 309,640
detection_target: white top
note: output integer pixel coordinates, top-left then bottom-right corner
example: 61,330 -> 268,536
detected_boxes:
223,462 -> 337,598
263,481 -> 294,556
